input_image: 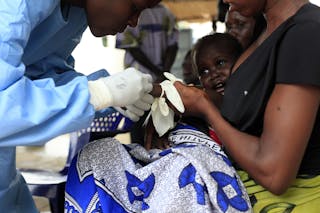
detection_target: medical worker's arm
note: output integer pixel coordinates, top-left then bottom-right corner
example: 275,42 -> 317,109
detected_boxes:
0,1 -> 153,146
0,1 -> 96,146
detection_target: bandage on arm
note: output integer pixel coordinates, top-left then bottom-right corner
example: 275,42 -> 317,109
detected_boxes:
144,72 -> 185,137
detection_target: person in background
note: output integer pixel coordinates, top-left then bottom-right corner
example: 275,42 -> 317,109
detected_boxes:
173,0 -> 320,212
0,0 -> 160,211
65,33 -> 251,213
225,9 -> 266,49
115,3 -> 179,83
211,0 -> 229,32
217,0 -> 230,23
181,50 -> 201,86
115,3 -> 179,146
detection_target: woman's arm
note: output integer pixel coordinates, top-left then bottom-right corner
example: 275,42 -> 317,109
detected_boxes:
174,82 -> 320,194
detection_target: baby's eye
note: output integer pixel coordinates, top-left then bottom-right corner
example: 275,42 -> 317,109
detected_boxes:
216,60 -> 226,67
199,69 -> 209,77
203,69 -> 209,74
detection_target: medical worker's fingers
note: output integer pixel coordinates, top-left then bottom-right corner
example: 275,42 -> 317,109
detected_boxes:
125,105 -> 145,117
142,93 -> 154,104
122,108 -> 140,122
141,73 -> 153,93
131,101 -> 151,112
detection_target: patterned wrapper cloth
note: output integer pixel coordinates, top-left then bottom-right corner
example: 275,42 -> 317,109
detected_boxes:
65,124 -> 252,213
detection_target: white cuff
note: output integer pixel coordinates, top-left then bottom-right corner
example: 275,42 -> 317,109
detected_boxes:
87,79 -> 113,111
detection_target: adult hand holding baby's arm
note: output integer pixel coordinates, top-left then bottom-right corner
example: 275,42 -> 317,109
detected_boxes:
172,81 -> 216,120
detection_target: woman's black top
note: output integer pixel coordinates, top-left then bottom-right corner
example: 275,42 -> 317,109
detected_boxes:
221,3 -> 320,175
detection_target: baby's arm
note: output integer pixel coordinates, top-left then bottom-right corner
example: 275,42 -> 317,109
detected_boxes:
144,83 -> 176,150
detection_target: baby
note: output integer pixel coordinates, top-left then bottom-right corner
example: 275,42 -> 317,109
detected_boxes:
194,32 -> 243,106
147,32 -> 243,149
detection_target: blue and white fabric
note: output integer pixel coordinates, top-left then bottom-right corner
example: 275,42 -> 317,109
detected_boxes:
65,124 -> 252,212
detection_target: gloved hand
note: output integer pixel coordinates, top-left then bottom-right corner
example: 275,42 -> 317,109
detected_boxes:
114,93 -> 154,122
88,68 -> 153,111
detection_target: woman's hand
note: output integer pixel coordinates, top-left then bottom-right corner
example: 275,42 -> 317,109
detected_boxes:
173,81 -> 217,119
150,81 -> 220,120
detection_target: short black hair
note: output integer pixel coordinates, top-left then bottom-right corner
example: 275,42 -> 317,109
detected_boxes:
192,33 -> 243,71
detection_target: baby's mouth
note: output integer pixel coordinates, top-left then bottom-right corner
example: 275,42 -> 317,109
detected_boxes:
214,82 -> 225,95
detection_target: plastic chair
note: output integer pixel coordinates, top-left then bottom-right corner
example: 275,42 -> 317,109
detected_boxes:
19,107 -> 133,213
19,132 -> 90,213
80,107 -> 134,141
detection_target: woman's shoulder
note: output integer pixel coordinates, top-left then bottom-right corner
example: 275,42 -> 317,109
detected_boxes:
275,3 -> 320,49
292,3 -> 320,25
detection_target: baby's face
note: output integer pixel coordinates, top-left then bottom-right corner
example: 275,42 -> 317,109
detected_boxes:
197,45 -> 235,95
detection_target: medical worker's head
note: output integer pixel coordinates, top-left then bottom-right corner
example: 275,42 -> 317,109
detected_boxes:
73,0 -> 161,36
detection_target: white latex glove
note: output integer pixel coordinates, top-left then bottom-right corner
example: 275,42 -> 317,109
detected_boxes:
114,94 -> 154,122
88,68 -> 153,111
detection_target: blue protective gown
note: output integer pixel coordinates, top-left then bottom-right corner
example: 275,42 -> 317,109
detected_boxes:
0,0 -> 107,211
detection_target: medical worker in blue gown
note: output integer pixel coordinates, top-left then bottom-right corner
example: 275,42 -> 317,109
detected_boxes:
0,0 -> 160,212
